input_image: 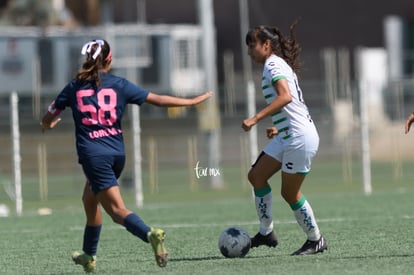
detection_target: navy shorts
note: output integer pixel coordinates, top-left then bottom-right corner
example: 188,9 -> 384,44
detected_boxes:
80,155 -> 125,194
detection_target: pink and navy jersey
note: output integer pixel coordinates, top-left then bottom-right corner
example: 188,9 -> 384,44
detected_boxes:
51,72 -> 149,160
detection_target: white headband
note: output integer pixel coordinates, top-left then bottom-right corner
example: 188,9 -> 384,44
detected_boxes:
81,39 -> 105,60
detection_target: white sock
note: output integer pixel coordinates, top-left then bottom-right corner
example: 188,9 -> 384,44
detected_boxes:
292,197 -> 321,241
255,191 -> 273,235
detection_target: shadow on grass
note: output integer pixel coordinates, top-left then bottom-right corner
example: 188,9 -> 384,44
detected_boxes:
169,254 -> 275,262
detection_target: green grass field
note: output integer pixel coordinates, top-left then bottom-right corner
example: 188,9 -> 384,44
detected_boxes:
1,160 -> 414,274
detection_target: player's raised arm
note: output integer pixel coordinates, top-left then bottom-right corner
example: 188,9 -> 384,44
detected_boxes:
145,91 -> 213,107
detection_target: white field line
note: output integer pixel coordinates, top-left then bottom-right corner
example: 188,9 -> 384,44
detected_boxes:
2,216 -> 413,234
66,217 -> 354,232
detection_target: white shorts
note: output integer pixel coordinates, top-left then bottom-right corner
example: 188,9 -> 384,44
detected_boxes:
263,129 -> 319,174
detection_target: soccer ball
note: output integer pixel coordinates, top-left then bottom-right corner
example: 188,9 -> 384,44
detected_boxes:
218,227 -> 251,258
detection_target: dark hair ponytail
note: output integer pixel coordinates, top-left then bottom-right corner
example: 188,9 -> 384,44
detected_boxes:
246,20 -> 303,73
76,39 -> 112,87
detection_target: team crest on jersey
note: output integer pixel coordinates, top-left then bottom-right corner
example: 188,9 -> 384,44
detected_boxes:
269,67 -> 281,78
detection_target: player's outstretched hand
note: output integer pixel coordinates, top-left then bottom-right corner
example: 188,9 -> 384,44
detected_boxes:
405,112 -> 414,134
192,91 -> 213,105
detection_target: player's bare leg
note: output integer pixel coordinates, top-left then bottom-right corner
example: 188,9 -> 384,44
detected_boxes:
95,185 -> 131,224
280,172 -> 305,205
83,181 -> 102,226
97,185 -> 168,267
72,181 -> 101,273
248,153 -> 281,190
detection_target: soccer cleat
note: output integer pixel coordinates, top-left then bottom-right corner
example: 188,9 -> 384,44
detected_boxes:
72,251 -> 96,273
250,231 -> 278,248
148,228 -> 168,267
291,236 -> 328,255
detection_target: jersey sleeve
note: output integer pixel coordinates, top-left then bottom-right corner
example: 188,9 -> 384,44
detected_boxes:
266,58 -> 287,84
48,80 -> 77,115
122,79 -> 149,105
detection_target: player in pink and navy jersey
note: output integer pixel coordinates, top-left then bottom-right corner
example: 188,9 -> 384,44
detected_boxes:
41,39 -> 212,272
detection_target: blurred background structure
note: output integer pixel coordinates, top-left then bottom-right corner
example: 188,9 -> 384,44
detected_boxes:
0,0 -> 414,213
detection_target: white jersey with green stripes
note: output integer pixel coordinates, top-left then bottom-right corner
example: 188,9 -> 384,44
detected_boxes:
262,54 -> 314,139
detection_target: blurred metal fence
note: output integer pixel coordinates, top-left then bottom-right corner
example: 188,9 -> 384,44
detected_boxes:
1,78 -> 414,205
1,25 -> 414,211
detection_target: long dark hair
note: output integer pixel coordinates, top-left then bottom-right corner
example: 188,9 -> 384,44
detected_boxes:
246,20 -> 302,73
76,39 -> 112,87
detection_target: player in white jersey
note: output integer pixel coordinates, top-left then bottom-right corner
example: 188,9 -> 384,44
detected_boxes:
242,21 -> 327,255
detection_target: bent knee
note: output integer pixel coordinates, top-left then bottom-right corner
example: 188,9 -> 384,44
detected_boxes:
247,169 -> 258,185
106,207 -> 131,224
280,190 -> 301,205
248,169 -> 267,189
280,190 -> 290,202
